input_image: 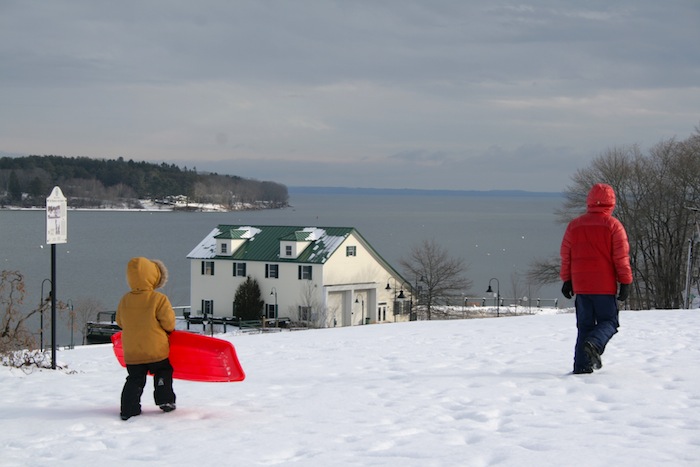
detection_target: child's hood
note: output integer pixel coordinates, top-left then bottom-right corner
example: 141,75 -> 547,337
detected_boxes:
126,257 -> 168,292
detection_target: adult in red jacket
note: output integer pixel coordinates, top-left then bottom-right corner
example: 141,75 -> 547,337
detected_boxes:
560,183 -> 633,374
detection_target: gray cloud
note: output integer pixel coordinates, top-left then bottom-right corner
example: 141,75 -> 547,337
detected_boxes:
1,0 -> 699,191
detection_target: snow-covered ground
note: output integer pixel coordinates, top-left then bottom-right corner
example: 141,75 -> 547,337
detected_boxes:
2,309 -> 699,466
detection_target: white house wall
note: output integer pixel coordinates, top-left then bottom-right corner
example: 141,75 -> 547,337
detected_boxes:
323,233 -> 407,324
189,228 -> 410,327
190,259 -> 324,321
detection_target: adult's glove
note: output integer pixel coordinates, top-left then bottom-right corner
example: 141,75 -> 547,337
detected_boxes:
617,283 -> 630,301
561,280 -> 574,299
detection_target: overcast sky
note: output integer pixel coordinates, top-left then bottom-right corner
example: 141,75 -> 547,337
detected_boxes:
1,1 -> 699,191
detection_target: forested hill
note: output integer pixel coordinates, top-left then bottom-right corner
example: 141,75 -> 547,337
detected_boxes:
0,155 -> 288,209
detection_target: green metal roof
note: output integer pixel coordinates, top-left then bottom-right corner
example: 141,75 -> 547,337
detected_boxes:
214,228 -> 250,240
188,225 -> 356,264
187,224 -> 412,288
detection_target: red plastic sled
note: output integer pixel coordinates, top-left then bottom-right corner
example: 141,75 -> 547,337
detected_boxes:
111,330 -> 245,382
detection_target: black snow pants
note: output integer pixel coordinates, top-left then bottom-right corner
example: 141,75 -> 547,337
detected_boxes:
120,358 -> 176,417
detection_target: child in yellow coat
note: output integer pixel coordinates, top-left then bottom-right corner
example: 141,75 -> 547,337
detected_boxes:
116,257 -> 176,420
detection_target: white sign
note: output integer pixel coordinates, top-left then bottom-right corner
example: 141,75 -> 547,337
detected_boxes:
46,186 -> 67,244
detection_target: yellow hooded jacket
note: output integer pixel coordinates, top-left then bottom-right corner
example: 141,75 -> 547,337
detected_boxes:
116,257 -> 176,365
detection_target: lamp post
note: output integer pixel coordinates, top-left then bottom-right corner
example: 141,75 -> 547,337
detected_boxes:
394,286 -> 411,320
40,278 -> 52,351
386,278 -> 394,318
66,299 -> 74,349
411,275 -> 423,321
486,278 -> 500,317
386,278 -> 407,319
683,206 -> 699,308
270,287 -> 278,327
355,295 -> 365,325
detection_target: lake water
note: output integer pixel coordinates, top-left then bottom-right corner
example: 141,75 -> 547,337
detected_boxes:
0,191 -> 566,345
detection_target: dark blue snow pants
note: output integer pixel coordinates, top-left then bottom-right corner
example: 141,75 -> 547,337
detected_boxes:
120,358 -> 176,417
574,294 -> 619,372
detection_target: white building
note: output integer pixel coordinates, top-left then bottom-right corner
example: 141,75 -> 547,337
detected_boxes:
187,225 -> 414,327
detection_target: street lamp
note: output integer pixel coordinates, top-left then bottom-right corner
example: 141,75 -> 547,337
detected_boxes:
386,278 -> 407,319
40,278 -> 52,351
270,287 -> 278,327
355,295 -> 365,325
486,278 -> 500,317
411,275 -> 424,321
66,299 -> 74,349
683,206 -> 699,308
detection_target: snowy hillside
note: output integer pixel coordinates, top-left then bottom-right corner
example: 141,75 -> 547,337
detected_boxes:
2,310 -> 699,466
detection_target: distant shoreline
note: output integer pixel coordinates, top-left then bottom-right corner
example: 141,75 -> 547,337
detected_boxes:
0,188 -> 564,211
0,200 -> 240,212
289,186 -> 563,197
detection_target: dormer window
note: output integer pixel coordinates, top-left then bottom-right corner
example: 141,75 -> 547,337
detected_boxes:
214,226 -> 260,257
281,230 -> 318,259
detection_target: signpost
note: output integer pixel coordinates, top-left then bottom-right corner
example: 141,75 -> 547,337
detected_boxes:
46,187 -> 67,369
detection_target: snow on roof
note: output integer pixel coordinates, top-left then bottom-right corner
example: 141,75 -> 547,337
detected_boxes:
301,227 -> 325,241
187,225 -> 354,263
214,226 -> 262,240
187,227 -> 220,259
239,226 -> 261,239
307,232 -> 346,263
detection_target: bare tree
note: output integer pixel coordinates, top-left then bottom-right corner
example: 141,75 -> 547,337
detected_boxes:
526,256 -> 561,287
296,281 -> 325,328
1,271 -> 38,353
509,271 -> 523,304
556,132 -> 700,309
399,239 -> 471,320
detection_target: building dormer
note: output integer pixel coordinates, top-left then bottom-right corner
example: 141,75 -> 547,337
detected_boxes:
215,226 -> 261,256
279,227 -> 325,259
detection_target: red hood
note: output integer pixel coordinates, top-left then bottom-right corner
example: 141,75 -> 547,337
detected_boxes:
586,183 -> 616,215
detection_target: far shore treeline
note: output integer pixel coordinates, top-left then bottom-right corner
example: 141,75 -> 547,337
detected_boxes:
0,155 -> 288,210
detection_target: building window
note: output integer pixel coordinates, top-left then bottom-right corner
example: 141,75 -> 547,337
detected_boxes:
265,264 -> 279,278
285,245 -> 293,257
346,246 -> 356,256
232,262 -> 246,277
202,299 -> 213,316
201,261 -> 215,276
298,265 -> 312,280
299,306 -> 311,321
266,303 -> 278,319
394,300 -> 408,315
221,243 -> 228,254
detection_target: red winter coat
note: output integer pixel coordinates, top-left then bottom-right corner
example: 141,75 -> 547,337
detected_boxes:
560,184 -> 633,295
